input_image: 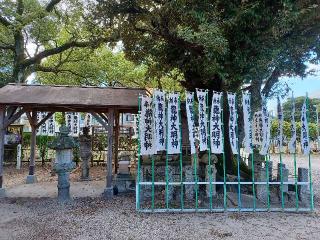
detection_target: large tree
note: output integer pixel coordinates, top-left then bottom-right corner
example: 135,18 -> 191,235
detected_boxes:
93,0 -> 320,173
0,0 -> 116,86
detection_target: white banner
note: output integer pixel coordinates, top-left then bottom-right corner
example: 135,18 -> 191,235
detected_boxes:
252,111 -> 263,146
288,93 -> 296,154
65,112 -> 80,136
186,92 -> 197,154
227,93 -> 238,154
277,97 -> 284,153
242,93 -> 252,153
153,90 -> 166,151
139,96 -> 156,155
84,113 -> 92,127
260,99 -> 271,155
210,91 -> 223,153
47,114 -> 55,136
197,90 -> 208,151
301,99 -> 310,155
167,93 -> 181,154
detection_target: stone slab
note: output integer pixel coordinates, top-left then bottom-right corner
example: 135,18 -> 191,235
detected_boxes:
26,175 -> 37,184
0,188 -> 6,198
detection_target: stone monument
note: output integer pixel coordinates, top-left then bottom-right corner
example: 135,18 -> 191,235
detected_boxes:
79,127 -> 92,181
49,125 -> 77,202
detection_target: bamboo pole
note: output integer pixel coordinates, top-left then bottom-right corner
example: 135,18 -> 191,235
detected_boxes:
206,91 -> 213,210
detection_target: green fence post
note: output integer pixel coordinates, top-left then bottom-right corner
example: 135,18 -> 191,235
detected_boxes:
136,95 -> 142,210
206,90 -> 213,210
235,95 -> 241,210
178,96 -> 184,210
221,93 -> 227,211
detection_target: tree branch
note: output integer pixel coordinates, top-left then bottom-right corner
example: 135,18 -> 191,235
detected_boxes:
45,0 -> 62,12
0,44 -> 14,50
261,68 -> 281,98
21,39 -> 100,68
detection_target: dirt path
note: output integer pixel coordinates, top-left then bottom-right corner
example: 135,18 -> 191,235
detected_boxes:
0,154 -> 320,240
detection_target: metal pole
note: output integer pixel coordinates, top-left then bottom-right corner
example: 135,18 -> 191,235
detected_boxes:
104,108 -> 114,199
136,96 -> 142,210
235,95 -> 241,210
306,93 -> 314,210
221,94 -> 227,210
0,106 -> 5,191
165,95 -> 169,210
206,91 -> 213,210
178,96 -> 184,210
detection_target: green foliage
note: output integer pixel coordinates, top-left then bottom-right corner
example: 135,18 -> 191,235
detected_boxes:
282,96 -> 320,123
271,119 -> 318,141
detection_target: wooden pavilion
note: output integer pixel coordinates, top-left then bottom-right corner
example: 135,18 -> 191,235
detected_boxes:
0,83 -> 146,198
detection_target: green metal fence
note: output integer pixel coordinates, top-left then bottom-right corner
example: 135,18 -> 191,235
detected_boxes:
136,93 -> 314,213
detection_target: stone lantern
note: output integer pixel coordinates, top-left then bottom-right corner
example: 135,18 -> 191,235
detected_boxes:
79,127 -> 92,180
48,125 -> 77,202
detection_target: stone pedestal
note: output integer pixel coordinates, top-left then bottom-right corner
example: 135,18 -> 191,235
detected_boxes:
0,188 -> 5,197
79,127 -> 92,181
206,165 -> 217,197
49,126 -> 77,202
185,165 -> 194,200
256,167 -> 267,202
298,168 -> 309,203
26,175 -> 37,184
53,149 -> 76,202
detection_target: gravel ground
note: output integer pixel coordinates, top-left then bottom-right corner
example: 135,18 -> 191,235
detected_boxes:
1,154 -> 320,240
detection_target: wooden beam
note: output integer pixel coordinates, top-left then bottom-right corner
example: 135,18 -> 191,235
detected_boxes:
4,108 -> 25,129
98,113 -> 108,124
26,110 -> 37,176
35,112 -> 54,128
90,112 -> 108,131
114,111 -> 120,174
0,105 -> 5,189
105,108 -> 114,197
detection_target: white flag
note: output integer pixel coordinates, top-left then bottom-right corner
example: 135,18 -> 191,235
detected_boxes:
153,90 -> 166,151
48,114 -> 55,136
84,113 -> 92,127
167,93 -> 181,154
277,97 -> 284,153
288,93 -> 296,154
186,92 -> 197,154
40,112 -> 48,135
210,91 -> 223,153
260,97 -> 271,155
242,93 -> 253,153
140,96 -> 156,156
197,90 -> 208,151
301,99 -> 310,155
72,112 -> 80,135
227,93 -> 238,154
252,111 -> 263,146
65,112 -> 73,133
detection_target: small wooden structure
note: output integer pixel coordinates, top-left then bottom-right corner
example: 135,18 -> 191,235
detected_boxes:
0,83 -> 145,198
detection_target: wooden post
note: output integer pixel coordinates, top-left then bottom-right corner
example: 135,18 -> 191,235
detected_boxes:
26,110 -> 37,184
0,106 -> 5,194
104,108 -> 114,198
114,111 -> 120,174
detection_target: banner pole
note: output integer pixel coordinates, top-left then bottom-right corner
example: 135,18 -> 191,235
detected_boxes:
221,93 -> 227,211
265,154 -> 270,210
293,152 -> 298,210
193,93 -> 199,210
136,95 -> 142,210
235,95 -> 241,210
206,91 -> 213,210
178,96 -> 184,210
165,95 -> 169,210
151,154 -> 155,210
306,93 -> 314,210
251,98 -> 256,210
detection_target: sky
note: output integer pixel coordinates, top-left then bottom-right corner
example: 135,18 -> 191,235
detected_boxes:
267,63 -> 320,113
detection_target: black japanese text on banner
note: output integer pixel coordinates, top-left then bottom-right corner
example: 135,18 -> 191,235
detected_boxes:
48,114 -> 55,136
186,92 -> 197,154
301,99 -> 310,155
242,93 -> 252,153
289,93 -> 296,154
153,90 -> 166,151
260,98 -> 271,155
252,111 -> 263,146
140,96 -> 156,156
196,89 -> 208,151
277,97 -> 284,153
210,91 -> 223,153
227,93 -> 238,154
167,93 -> 181,154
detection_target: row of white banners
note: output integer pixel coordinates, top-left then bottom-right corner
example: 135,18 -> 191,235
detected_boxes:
139,90 -> 311,156
36,112 -> 93,136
